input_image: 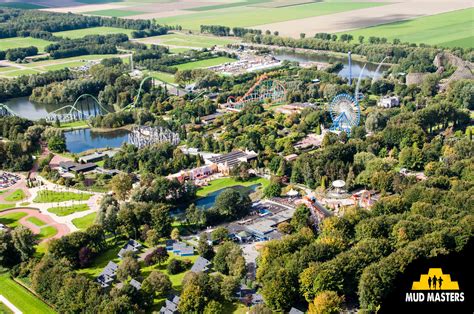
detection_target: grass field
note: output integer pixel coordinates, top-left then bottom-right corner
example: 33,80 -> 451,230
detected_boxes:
0,273 -> 55,314
154,2 -> 385,30
85,9 -> 145,17
0,212 -> 27,228
53,27 -> 134,39
59,120 -> 90,129
139,33 -> 237,49
0,302 -> 14,314
33,190 -> 92,203
176,57 -> 236,71
4,189 -> 26,202
343,8 -> 474,48
196,176 -> 270,197
72,212 -> 97,230
26,217 -> 46,227
47,204 -> 90,216
0,2 -> 45,9
38,226 -> 58,239
0,37 -> 53,52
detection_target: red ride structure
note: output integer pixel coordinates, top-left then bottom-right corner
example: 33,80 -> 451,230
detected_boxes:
226,74 -> 287,110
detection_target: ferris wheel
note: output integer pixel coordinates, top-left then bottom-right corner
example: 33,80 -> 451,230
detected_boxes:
329,93 -> 360,135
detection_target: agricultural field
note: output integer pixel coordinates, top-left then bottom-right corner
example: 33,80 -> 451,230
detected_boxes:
84,9 -> 145,17
0,37 -> 53,52
342,8 -> 474,48
53,26 -> 134,39
0,2 -> 45,9
0,273 -> 55,314
135,32 -> 238,49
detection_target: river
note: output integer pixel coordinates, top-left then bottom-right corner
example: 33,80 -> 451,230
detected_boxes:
273,51 -> 389,80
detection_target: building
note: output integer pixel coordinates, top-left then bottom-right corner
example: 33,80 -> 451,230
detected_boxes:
165,239 -> 176,251
58,161 -> 97,173
294,133 -> 325,150
284,154 -> 298,162
118,239 -> 142,258
378,96 -> 400,108
171,242 -> 195,256
160,295 -> 180,314
78,150 -> 117,163
207,150 -> 257,175
199,112 -> 225,125
96,261 -> 118,288
190,256 -> 211,273
130,279 -> 142,290
59,161 -> 77,172
274,102 -> 315,115
289,307 -> 304,314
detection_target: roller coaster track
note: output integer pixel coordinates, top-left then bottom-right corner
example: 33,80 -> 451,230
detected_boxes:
0,103 -> 21,117
122,76 -> 154,111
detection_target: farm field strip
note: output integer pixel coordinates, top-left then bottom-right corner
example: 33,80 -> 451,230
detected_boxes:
175,56 -> 237,71
0,37 -> 53,52
53,26 -> 134,39
135,33 -> 238,49
342,8 -> 474,48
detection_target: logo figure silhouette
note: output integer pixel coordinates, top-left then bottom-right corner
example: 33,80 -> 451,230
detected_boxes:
433,276 -> 437,290
438,277 -> 443,290
428,276 -> 432,289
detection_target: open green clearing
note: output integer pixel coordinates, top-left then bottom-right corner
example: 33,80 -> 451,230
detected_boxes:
0,37 -> 53,52
38,226 -> 58,239
343,8 -> 474,49
197,176 -> 270,197
0,273 -> 55,314
4,189 -> 26,202
141,33 -> 237,49
176,57 -> 236,71
33,190 -> 92,203
26,216 -> 46,227
72,212 -> 97,230
47,204 -> 90,216
0,2 -> 45,9
53,27 -> 134,39
0,212 -> 27,228
154,2 -> 386,30
59,120 -> 90,129
85,9 -> 145,17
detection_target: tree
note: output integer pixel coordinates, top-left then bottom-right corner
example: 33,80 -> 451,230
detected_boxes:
263,182 -> 282,198
291,205 -> 311,231
171,228 -> 180,240
151,205 -> 172,238
211,227 -> 229,243
309,291 -> 344,314
117,256 -> 140,281
221,276 -> 239,301
142,271 -> 172,297
213,242 -> 246,278
186,203 -> 204,226
0,230 -> 18,266
197,232 -> 214,260
47,135 -> 66,153
78,247 -> 93,268
167,258 -> 187,274
144,247 -> 169,266
110,173 -> 133,201
178,281 -> 205,313
261,267 -> 297,312
11,226 -> 36,261
214,189 -> 251,220
204,300 -> 224,314
277,221 -> 294,234
96,195 -> 119,234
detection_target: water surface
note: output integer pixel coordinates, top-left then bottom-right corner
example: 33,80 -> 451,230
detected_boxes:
65,128 -> 130,153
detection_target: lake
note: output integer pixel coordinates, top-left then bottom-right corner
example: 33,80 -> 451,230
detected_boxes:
195,184 -> 260,210
65,128 -> 130,153
274,51 -> 389,80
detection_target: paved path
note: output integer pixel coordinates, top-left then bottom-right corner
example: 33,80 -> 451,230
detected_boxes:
0,295 -> 22,314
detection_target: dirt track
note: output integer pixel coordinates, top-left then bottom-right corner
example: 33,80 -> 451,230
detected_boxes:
253,0 -> 473,37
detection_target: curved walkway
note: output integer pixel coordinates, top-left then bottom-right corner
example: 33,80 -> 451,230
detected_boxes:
0,208 -> 70,242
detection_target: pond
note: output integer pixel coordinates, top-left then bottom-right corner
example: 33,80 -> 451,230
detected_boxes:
195,184 -> 260,210
65,128 -> 130,154
273,51 -> 390,80
4,97 -> 113,121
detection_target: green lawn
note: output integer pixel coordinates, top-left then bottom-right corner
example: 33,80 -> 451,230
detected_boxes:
146,71 -> 176,84
0,212 -> 27,227
154,2 -> 386,30
85,9 -> 144,17
343,8 -> 474,48
0,2 -> 45,9
0,69 -> 42,78
0,273 -> 55,314
77,241 -> 124,277
196,176 -> 270,197
176,57 -> 236,71
141,33 -> 237,49
72,212 -> 97,230
0,204 -> 15,211
33,190 -> 92,203
47,204 -> 90,216
0,37 -> 52,52
53,27 -> 134,39
4,189 -> 26,202
26,216 -> 46,227
59,120 -> 90,129
38,226 -> 58,239
0,301 -> 14,314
